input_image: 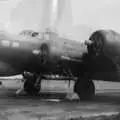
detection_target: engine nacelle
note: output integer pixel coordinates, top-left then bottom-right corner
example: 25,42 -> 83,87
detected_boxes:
87,30 -> 120,59
85,30 -> 120,81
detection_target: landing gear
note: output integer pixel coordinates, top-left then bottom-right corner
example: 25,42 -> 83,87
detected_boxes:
74,78 -> 95,100
0,81 -> 2,85
23,72 -> 41,95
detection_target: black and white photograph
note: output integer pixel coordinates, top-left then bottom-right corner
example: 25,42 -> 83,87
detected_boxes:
0,0 -> 120,120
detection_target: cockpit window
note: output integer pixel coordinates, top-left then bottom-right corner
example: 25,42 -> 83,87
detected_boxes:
31,32 -> 39,37
19,30 -> 39,38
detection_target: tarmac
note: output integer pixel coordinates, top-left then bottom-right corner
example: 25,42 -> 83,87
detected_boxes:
0,80 -> 120,120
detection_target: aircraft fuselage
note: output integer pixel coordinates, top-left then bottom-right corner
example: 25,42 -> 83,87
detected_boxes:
0,31 -> 86,76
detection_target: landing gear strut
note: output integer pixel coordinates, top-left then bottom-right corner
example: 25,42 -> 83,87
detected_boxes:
74,77 -> 95,100
23,72 -> 41,95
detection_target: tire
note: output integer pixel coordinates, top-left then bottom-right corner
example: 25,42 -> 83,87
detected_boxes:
74,78 -> 95,100
0,81 -> 2,85
24,76 -> 41,96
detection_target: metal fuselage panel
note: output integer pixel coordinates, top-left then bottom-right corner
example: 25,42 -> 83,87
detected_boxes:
0,33 -> 42,76
49,35 -> 87,59
0,32 -> 87,76
33,37 -> 86,74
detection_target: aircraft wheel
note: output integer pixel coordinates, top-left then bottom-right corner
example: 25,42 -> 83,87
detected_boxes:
74,78 -> 95,100
0,81 -> 2,85
23,75 -> 41,96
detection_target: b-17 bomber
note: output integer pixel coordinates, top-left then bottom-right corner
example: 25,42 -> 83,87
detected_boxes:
0,29 -> 120,100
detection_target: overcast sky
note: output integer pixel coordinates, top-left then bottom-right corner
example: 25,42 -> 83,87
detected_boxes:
72,0 -> 120,31
0,0 -> 120,38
